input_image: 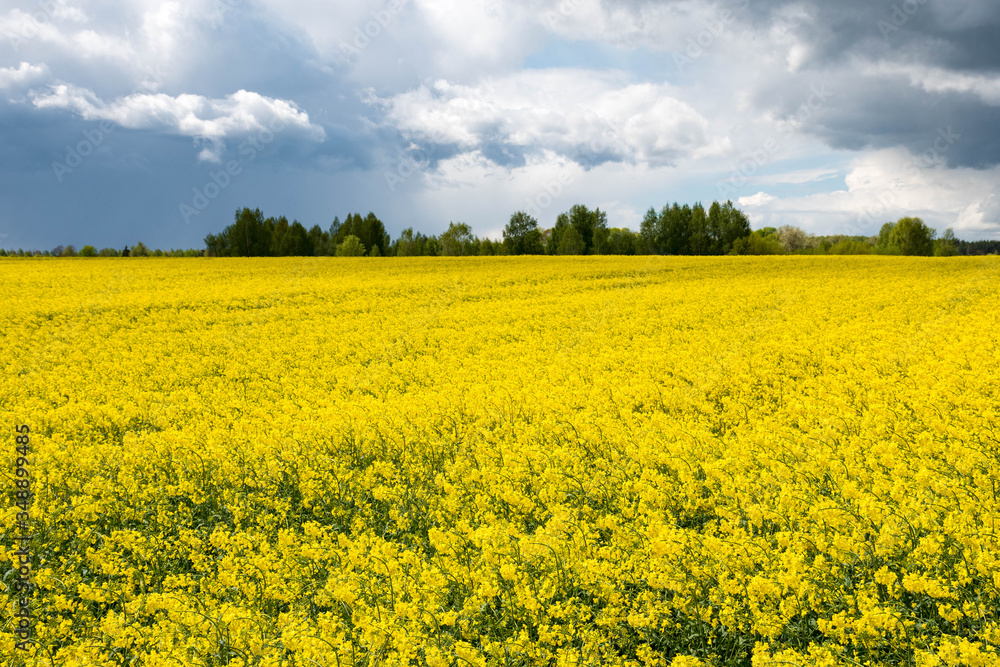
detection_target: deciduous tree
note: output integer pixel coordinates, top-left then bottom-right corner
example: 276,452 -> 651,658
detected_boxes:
503,211 -> 543,255
335,235 -> 366,257
889,216 -> 935,256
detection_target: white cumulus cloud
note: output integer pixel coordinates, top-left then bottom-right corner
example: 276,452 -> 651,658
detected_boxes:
735,148 -> 1000,237
0,61 -> 49,90
0,7 -> 135,61
30,84 -> 325,161
374,69 -> 722,168
739,192 -> 778,207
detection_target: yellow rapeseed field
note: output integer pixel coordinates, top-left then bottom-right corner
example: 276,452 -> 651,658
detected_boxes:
2,256 -> 999,667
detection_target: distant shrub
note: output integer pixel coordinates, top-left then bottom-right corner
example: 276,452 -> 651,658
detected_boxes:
731,231 -> 785,255
828,240 -> 873,255
336,235 -> 366,257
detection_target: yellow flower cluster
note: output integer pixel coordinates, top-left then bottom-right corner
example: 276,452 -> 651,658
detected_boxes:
1,255 -> 998,667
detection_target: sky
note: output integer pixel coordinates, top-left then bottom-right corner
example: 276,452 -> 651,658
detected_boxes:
1,0 -> 999,251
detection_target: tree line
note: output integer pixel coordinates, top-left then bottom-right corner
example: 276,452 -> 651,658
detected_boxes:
3,205 -> 997,258
203,209 -> 393,258
0,243 -> 201,258
739,217 -> 978,256
201,207 -> 508,257
199,200 -> 757,258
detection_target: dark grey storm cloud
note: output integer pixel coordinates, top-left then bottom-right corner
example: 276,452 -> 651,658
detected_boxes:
748,64 -> 1000,169
0,1 -> 394,249
732,0 -> 1000,68
719,0 -> 1000,168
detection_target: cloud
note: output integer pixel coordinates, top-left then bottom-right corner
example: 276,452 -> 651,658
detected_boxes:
735,0 -> 1000,69
402,148 -> 667,235
0,7 -> 135,61
258,0 -> 547,79
752,167 -> 841,186
735,148 -> 1000,237
629,0 -> 1000,170
528,0 -> 759,55
865,62 -> 1000,106
956,186 -> 1000,235
374,69 -> 721,168
0,61 -> 49,90
739,192 -> 778,207
256,0 -> 743,81
30,85 -> 325,161
743,59 -> 1000,170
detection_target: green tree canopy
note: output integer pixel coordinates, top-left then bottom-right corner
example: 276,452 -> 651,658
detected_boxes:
606,228 -> 637,255
440,222 -> 475,256
546,213 -> 571,255
889,216 -> 935,256
640,207 -> 661,254
709,200 -> 752,255
662,203 -> 691,255
730,231 -> 785,255
935,228 -> 959,257
278,221 -> 312,256
503,211 -> 543,255
566,204 -> 608,254
828,239 -> 873,255
687,204 -> 710,255
393,228 -> 419,256
641,200 -> 749,255
875,222 -> 901,255
222,208 -> 271,257
335,235 -> 366,257
307,224 -> 329,256
557,225 -> 586,255
335,212 -> 390,257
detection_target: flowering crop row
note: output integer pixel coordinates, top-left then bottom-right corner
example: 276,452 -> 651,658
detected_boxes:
2,256 -> 998,667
